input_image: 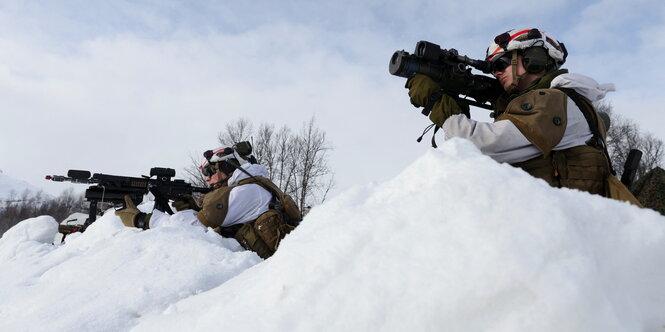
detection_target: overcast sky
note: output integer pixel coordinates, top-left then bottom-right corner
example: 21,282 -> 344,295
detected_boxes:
1,0 -> 664,197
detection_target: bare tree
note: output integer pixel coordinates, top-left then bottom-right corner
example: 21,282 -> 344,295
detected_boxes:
292,117 -> 334,210
268,126 -> 298,195
182,152 -> 208,188
597,101 -> 664,180
640,133 -> 664,176
218,118 -> 253,146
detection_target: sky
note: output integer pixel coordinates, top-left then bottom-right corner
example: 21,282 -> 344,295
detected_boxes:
1,0 -> 665,198
1,139 -> 664,331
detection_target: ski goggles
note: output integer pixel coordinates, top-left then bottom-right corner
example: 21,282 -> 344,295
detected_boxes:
490,53 -> 512,73
201,147 -> 238,177
201,163 -> 218,177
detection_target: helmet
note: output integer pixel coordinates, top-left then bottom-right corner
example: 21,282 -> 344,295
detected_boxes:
486,28 -> 567,69
200,146 -> 248,176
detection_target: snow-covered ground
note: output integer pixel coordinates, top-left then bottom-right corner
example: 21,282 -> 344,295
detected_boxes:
1,139 -> 663,332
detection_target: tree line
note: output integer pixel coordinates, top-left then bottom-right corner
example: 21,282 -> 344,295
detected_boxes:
597,102 -> 664,182
0,189 -> 85,235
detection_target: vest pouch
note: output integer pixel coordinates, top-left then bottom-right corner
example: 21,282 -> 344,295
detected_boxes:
606,176 -> 643,207
234,210 -> 294,259
556,146 -> 608,196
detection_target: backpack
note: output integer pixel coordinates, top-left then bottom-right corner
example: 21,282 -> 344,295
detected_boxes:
239,177 -> 303,226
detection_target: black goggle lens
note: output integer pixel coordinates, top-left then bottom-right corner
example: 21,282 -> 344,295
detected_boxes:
491,54 -> 512,73
201,164 -> 217,177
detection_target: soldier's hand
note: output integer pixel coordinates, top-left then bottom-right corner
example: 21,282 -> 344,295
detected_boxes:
428,95 -> 470,127
172,195 -> 200,212
115,195 -> 148,228
406,74 -> 441,107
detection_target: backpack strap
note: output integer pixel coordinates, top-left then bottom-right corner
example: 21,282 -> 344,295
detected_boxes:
237,177 -> 282,209
238,177 -> 275,197
238,176 -> 302,225
556,87 -> 615,175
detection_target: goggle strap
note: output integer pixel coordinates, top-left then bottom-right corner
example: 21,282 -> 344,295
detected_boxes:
509,51 -> 522,93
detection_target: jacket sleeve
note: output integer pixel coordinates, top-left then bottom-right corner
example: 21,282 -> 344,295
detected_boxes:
442,114 -> 542,163
441,89 -> 593,163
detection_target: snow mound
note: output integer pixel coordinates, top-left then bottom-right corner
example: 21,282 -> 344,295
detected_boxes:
1,139 -> 664,332
0,215 -> 58,261
0,210 -> 261,331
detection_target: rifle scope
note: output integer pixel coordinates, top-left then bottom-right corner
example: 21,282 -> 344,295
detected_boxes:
150,167 -> 176,179
389,41 -> 492,79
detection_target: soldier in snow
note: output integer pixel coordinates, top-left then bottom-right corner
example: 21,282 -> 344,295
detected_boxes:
406,27 -> 640,204
116,143 -> 300,258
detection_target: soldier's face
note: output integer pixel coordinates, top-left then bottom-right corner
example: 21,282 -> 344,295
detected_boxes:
492,54 -> 521,91
492,53 -> 541,92
205,170 -> 228,187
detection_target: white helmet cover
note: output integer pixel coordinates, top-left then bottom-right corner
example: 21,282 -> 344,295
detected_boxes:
486,28 -> 567,67
200,146 -> 248,170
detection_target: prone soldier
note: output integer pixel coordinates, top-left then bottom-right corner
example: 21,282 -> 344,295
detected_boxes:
116,142 -> 300,258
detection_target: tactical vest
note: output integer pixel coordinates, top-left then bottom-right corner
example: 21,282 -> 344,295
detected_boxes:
196,177 -> 296,258
498,87 -> 640,205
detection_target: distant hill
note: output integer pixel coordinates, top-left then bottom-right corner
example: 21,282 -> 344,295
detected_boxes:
0,170 -> 47,202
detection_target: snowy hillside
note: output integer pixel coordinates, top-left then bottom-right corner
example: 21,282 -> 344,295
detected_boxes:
0,169 -> 46,201
0,139 -> 664,332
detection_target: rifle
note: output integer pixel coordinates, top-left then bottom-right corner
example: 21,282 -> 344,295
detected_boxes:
46,167 -> 211,236
389,40 -> 503,114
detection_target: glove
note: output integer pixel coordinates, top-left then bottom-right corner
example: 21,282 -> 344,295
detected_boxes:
172,194 -> 200,212
406,74 -> 441,107
428,95 -> 470,127
115,195 -> 149,229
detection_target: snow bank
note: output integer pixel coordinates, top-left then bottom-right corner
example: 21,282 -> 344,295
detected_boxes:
1,139 -> 664,332
0,210 -> 261,331
0,215 -> 58,261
